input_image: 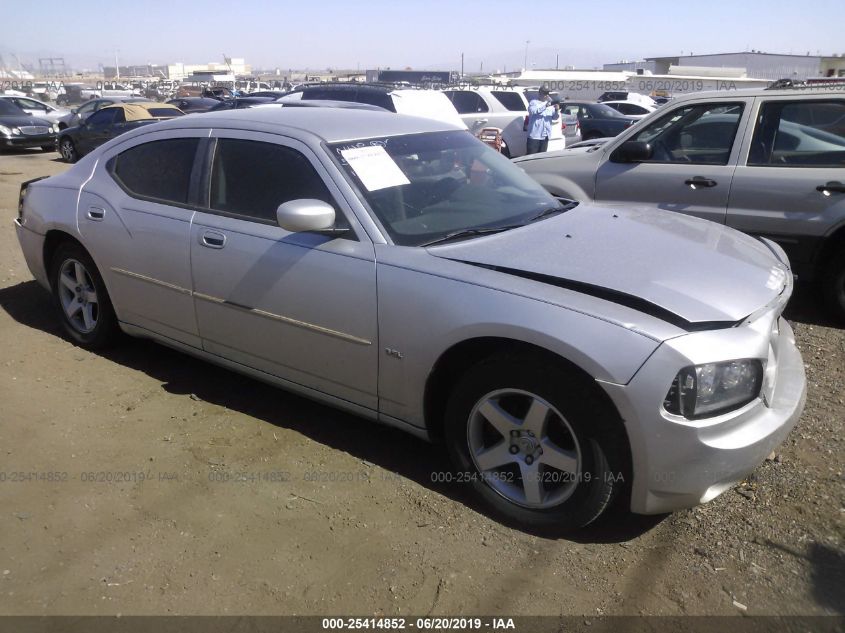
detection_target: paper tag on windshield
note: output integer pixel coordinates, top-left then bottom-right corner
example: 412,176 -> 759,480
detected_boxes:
340,145 -> 410,191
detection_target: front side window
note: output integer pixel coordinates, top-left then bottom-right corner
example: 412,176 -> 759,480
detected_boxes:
628,102 -> 744,165
329,131 -> 566,247
748,100 -> 845,167
111,138 -> 199,205
209,139 -> 343,226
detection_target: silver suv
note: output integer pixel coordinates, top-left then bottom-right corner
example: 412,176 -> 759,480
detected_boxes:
515,85 -> 845,320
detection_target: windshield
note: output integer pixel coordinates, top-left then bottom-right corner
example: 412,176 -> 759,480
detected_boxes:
329,131 -> 567,247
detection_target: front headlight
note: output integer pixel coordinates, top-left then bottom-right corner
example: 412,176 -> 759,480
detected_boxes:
664,359 -> 764,419
52,123 -> 60,132
0,124 -> 10,136
11,127 -> 21,136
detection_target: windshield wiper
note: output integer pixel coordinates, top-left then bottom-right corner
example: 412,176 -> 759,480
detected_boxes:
526,200 -> 578,223
419,224 -> 524,247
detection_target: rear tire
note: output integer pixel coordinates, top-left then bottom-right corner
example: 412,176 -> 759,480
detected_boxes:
823,250 -> 845,323
443,353 -> 627,533
49,242 -> 119,350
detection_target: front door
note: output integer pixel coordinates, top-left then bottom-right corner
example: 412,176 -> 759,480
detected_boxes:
189,131 -> 379,410
594,100 -> 751,224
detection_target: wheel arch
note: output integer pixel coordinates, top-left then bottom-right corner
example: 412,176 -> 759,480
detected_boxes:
424,336 -> 627,441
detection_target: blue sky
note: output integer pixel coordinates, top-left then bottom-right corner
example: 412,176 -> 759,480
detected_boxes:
3,0 -> 844,72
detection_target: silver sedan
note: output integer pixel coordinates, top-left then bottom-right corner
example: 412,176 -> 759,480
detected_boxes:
14,107 -> 806,531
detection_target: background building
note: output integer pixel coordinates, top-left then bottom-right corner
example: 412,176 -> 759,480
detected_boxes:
605,51 -> 845,81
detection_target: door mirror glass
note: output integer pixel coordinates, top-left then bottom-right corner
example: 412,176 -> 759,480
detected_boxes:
611,140 -> 653,163
276,199 -> 336,232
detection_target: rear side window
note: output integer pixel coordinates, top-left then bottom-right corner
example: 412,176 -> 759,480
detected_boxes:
209,138 -> 343,226
491,91 -> 526,111
748,100 -> 845,167
111,138 -> 199,205
87,108 -> 119,126
445,91 -> 489,114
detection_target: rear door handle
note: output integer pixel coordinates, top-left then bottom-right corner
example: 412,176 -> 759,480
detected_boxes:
201,231 -> 226,249
684,177 -> 717,189
474,119 -> 488,125
816,181 -> 845,195
87,207 -> 105,220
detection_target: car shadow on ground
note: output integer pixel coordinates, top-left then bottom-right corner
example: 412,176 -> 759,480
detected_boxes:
0,279 -> 670,542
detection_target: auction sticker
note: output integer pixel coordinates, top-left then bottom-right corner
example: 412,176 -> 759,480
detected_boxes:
340,145 -> 410,191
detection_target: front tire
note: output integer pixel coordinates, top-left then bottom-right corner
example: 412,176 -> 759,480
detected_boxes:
444,354 -> 626,532
49,242 -> 118,349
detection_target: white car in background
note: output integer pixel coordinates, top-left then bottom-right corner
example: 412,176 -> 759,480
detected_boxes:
443,87 -> 569,157
0,95 -> 70,126
602,100 -> 658,119
277,84 -> 467,130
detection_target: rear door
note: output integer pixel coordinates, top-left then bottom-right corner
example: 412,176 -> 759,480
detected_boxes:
189,131 -> 379,410
593,99 -> 751,224
727,96 -> 845,278
76,131 -> 205,347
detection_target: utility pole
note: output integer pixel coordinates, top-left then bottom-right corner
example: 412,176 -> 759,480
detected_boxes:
115,49 -> 120,81
461,52 -> 464,79
524,40 -> 530,70
556,53 -> 559,69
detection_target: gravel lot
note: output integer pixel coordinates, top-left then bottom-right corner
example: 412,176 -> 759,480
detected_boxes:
0,150 -> 843,618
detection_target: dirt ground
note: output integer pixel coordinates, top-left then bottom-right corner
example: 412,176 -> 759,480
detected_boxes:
0,149 -> 843,618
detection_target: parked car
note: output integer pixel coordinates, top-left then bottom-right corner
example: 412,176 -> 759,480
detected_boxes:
166,97 -> 224,113
57,97 -> 152,129
279,84 -> 466,129
597,91 -> 656,107
0,99 -> 58,152
57,102 -> 184,163
559,102 -> 637,140
514,86 -> 845,320
207,96 -> 277,111
56,85 -> 95,107
441,87 -> 568,157
602,100 -> 657,119
244,91 -> 287,99
0,95 -> 70,126
16,107 -> 806,531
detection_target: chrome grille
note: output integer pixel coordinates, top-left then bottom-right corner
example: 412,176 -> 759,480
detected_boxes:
19,126 -> 50,136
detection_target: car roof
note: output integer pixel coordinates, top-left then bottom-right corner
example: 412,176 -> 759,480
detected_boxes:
669,86 -> 845,100
101,102 -> 182,120
141,106 -> 463,143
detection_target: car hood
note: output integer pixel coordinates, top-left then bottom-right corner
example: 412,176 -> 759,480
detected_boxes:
0,114 -> 53,127
428,204 -> 789,327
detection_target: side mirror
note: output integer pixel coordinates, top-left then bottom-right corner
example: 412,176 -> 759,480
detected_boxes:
611,140 -> 653,163
71,108 -> 78,114
276,199 -> 337,233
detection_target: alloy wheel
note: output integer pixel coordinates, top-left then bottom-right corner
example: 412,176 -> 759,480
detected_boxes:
466,389 -> 582,509
57,258 -> 99,334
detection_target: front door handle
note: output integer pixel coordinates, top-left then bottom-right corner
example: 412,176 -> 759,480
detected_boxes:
86,206 -> 105,220
201,231 -> 226,249
816,181 -> 845,195
685,177 -> 717,189
474,119 -> 488,125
